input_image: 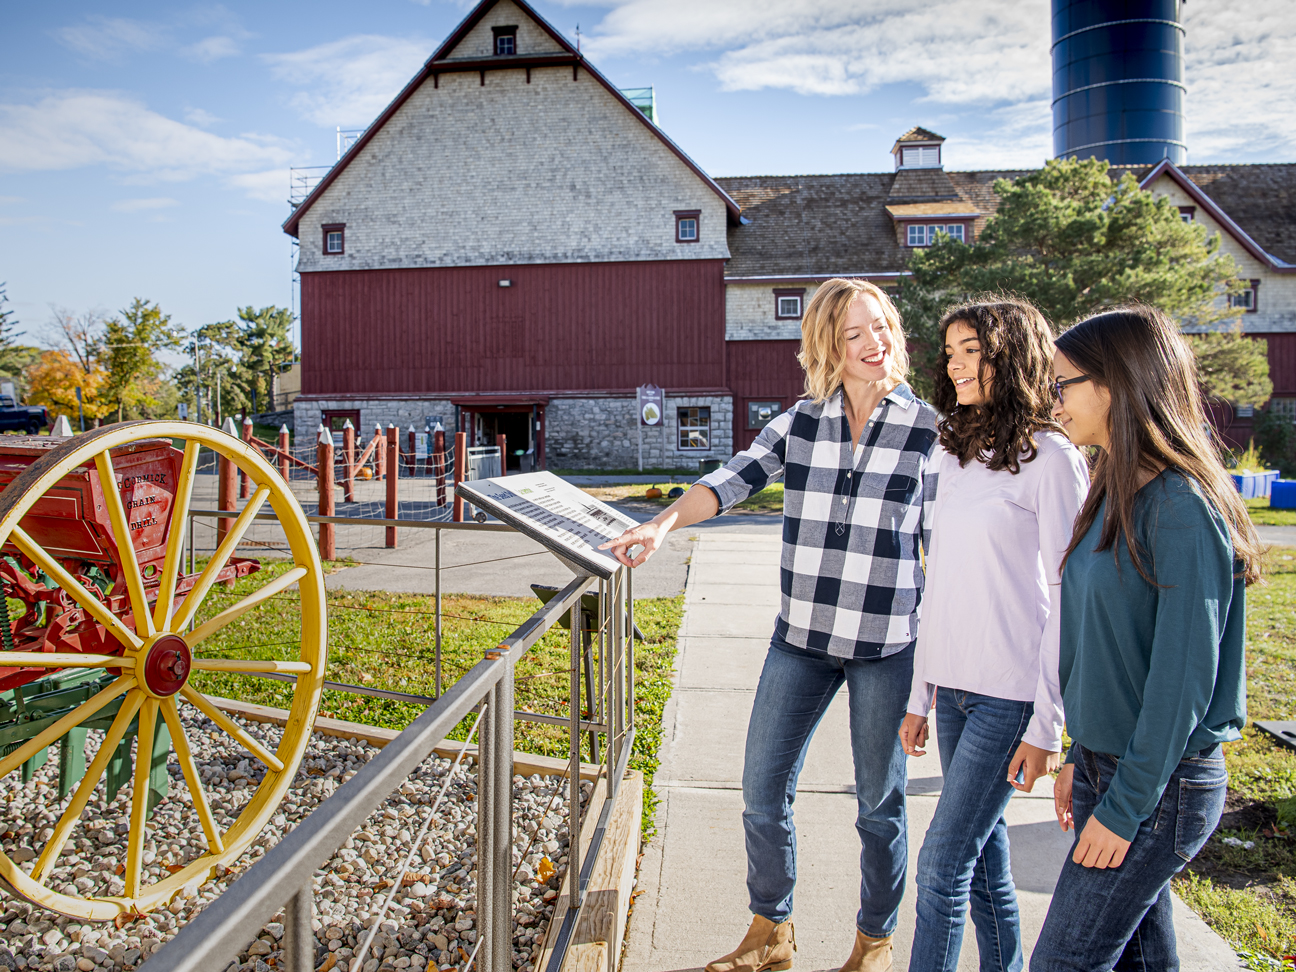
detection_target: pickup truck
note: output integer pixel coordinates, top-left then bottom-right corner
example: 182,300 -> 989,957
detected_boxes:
0,396 -> 48,434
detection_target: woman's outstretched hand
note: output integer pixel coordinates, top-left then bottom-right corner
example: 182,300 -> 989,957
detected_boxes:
598,520 -> 667,567
899,714 -> 929,756
597,484 -> 721,567
1007,741 -> 1060,793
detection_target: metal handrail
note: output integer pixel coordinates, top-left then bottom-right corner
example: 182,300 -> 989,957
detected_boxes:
148,563 -> 622,972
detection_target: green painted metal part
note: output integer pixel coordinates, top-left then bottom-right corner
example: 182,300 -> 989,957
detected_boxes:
0,670 -> 170,813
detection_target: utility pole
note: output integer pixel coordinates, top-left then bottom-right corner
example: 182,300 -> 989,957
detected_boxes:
193,333 -> 202,424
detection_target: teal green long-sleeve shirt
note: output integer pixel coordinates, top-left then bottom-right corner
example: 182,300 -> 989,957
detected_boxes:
1059,470 -> 1246,841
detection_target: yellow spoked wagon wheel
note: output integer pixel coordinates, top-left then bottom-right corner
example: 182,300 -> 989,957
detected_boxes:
0,421 -> 326,920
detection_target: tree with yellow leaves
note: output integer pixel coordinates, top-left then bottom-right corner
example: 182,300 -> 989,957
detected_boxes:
26,349 -> 112,426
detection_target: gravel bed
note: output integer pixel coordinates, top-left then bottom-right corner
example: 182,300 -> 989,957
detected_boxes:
0,707 -> 587,972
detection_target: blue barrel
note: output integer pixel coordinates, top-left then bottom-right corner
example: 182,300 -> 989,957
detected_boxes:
1052,0 -> 1186,165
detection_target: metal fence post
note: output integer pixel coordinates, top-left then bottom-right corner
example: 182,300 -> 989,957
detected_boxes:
435,529 -> 443,698
568,614 -> 582,908
626,567 -> 635,741
281,883 -> 315,972
479,656 -> 514,972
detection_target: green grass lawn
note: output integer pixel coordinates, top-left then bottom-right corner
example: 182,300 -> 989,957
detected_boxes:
188,562 -> 681,839
1247,497 -> 1296,527
1174,546 -> 1296,965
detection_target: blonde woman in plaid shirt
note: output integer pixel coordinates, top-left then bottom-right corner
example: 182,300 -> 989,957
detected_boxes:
602,279 -> 940,972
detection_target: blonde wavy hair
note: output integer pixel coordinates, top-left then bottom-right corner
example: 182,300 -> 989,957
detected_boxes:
797,278 -> 909,403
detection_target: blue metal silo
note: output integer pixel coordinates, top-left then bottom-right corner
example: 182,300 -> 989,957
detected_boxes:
1052,0 -> 1186,165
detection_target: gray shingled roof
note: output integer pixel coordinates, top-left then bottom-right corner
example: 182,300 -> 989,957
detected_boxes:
1173,164 -> 1296,265
718,169 -> 1030,278
721,163 -> 1296,277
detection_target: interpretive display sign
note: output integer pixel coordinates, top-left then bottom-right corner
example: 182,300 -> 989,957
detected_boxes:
455,471 -> 639,578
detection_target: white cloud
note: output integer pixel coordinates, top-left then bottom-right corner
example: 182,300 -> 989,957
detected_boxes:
53,16 -> 169,60
583,0 -> 1051,105
1183,1 -> 1296,161
264,35 -> 433,127
184,35 -> 241,63
227,169 -> 294,204
109,197 -> 180,213
0,91 -> 299,196
183,107 -> 224,127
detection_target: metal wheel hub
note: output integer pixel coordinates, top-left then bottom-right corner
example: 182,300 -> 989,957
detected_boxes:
142,635 -> 191,697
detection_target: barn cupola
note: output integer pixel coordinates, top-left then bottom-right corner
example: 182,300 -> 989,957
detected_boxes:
892,127 -> 945,171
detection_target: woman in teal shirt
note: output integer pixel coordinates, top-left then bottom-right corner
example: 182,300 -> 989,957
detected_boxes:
1031,306 -> 1264,970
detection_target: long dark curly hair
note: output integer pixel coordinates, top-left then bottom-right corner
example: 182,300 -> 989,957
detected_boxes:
933,298 -> 1059,473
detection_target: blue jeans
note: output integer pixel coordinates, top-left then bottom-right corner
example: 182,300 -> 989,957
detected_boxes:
909,689 -> 1033,972
1030,743 -> 1227,971
742,635 -> 913,938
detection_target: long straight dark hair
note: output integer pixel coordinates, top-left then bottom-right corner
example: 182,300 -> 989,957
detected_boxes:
1057,306 -> 1263,585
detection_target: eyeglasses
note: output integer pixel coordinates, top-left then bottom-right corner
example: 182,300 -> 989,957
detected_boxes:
1050,374 -> 1091,402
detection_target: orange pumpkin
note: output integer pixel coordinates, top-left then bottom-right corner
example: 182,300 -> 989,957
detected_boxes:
645,486 -> 663,499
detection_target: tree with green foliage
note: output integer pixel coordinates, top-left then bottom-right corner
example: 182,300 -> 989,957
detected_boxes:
102,298 -> 185,421
0,284 -> 42,398
1189,326 -> 1272,408
233,305 -> 295,414
898,157 -> 1245,397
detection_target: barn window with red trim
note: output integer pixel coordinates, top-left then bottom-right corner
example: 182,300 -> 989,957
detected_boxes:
774,288 -> 805,320
675,210 -> 700,243
323,223 -> 345,255
1230,279 -> 1260,313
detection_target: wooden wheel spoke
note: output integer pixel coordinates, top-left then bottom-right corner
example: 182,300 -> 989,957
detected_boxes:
179,686 -> 284,773
0,676 -> 137,779
33,690 -> 144,884
182,566 -> 308,648
171,485 -> 270,633
152,440 -> 201,632
0,653 -> 131,669
10,527 -> 143,651
95,452 -> 154,639
160,698 -> 224,854
124,697 -> 158,899
190,659 -> 312,675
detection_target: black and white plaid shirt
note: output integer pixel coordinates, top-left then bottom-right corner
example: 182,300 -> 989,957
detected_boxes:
699,384 -> 940,660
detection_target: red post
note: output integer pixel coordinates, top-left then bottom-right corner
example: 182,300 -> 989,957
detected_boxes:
217,453 -> 236,547
342,420 -> 356,503
385,425 -> 399,548
277,425 -> 290,482
495,433 -> 507,478
317,429 -> 335,561
434,429 -> 446,507
375,424 -> 386,481
453,430 -> 466,522
239,416 -> 253,499
407,426 -> 417,476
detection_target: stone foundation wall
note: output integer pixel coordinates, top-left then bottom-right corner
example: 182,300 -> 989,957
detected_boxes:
295,394 -> 733,471
545,394 -> 733,470
293,398 -> 458,441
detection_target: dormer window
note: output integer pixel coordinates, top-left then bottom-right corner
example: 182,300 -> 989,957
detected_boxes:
907,223 -> 965,247
493,26 -> 517,55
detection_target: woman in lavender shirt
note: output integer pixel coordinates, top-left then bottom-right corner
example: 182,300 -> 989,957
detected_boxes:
898,300 -> 1089,972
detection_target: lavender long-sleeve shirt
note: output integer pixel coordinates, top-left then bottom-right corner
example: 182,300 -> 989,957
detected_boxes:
907,431 -> 1089,751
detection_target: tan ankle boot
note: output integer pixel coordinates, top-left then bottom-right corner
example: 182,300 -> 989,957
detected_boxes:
836,929 -> 892,972
705,914 -> 796,972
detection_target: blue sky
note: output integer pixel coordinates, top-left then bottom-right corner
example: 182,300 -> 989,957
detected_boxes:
2,0 -> 1294,352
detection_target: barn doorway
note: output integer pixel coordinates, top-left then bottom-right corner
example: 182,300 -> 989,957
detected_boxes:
477,410 -> 534,471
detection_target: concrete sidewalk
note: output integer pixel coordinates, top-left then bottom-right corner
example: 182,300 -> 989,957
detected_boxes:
623,531 -> 1241,972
